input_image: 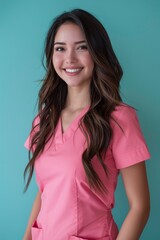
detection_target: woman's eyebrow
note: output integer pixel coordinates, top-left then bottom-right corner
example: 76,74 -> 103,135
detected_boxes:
54,40 -> 86,45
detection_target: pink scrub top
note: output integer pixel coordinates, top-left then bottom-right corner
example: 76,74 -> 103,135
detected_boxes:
24,105 -> 150,240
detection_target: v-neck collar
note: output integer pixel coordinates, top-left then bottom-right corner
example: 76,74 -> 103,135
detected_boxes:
58,105 -> 90,143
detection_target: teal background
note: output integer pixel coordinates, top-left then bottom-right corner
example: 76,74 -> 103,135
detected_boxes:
0,0 -> 159,239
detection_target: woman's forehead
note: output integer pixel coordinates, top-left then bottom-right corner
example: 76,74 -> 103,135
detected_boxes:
54,22 -> 86,43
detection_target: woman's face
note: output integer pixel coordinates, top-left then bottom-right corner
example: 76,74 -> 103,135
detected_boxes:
52,22 -> 94,89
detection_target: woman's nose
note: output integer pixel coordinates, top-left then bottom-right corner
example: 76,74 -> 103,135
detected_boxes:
65,49 -> 77,64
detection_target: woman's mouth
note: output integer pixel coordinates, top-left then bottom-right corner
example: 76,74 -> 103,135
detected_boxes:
65,68 -> 82,73
63,68 -> 83,76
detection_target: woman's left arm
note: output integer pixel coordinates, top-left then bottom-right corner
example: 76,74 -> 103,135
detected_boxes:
116,161 -> 150,240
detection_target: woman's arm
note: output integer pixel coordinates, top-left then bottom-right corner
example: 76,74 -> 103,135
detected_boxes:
116,162 -> 150,240
23,191 -> 41,240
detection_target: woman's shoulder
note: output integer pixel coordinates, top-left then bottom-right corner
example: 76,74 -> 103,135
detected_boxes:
110,103 -> 138,130
32,114 -> 40,127
111,103 -> 136,121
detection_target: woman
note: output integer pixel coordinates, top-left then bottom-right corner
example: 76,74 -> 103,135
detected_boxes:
23,9 -> 150,240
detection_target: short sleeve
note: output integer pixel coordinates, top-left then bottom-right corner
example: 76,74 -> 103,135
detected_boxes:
24,116 -> 40,151
110,105 -> 150,169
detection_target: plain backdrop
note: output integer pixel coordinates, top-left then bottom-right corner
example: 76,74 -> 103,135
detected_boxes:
0,0 -> 159,239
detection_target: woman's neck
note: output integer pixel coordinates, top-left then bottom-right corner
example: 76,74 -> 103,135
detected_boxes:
65,86 -> 91,110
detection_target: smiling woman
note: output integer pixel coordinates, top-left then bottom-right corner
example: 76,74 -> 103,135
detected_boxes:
23,9 -> 150,240
52,22 -> 94,88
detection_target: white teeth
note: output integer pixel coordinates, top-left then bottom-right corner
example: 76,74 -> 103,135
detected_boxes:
65,68 -> 81,73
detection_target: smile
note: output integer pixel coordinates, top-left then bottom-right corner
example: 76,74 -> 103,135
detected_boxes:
65,68 -> 82,73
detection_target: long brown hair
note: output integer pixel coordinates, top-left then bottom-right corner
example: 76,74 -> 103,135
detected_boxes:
24,9 -> 123,192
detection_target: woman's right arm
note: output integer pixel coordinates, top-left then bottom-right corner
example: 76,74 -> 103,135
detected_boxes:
23,191 -> 41,240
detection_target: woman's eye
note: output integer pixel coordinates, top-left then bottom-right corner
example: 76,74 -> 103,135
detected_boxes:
78,45 -> 88,50
55,47 -> 64,52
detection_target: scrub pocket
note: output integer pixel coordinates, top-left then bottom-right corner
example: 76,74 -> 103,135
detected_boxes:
69,236 -> 110,240
31,220 -> 43,240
